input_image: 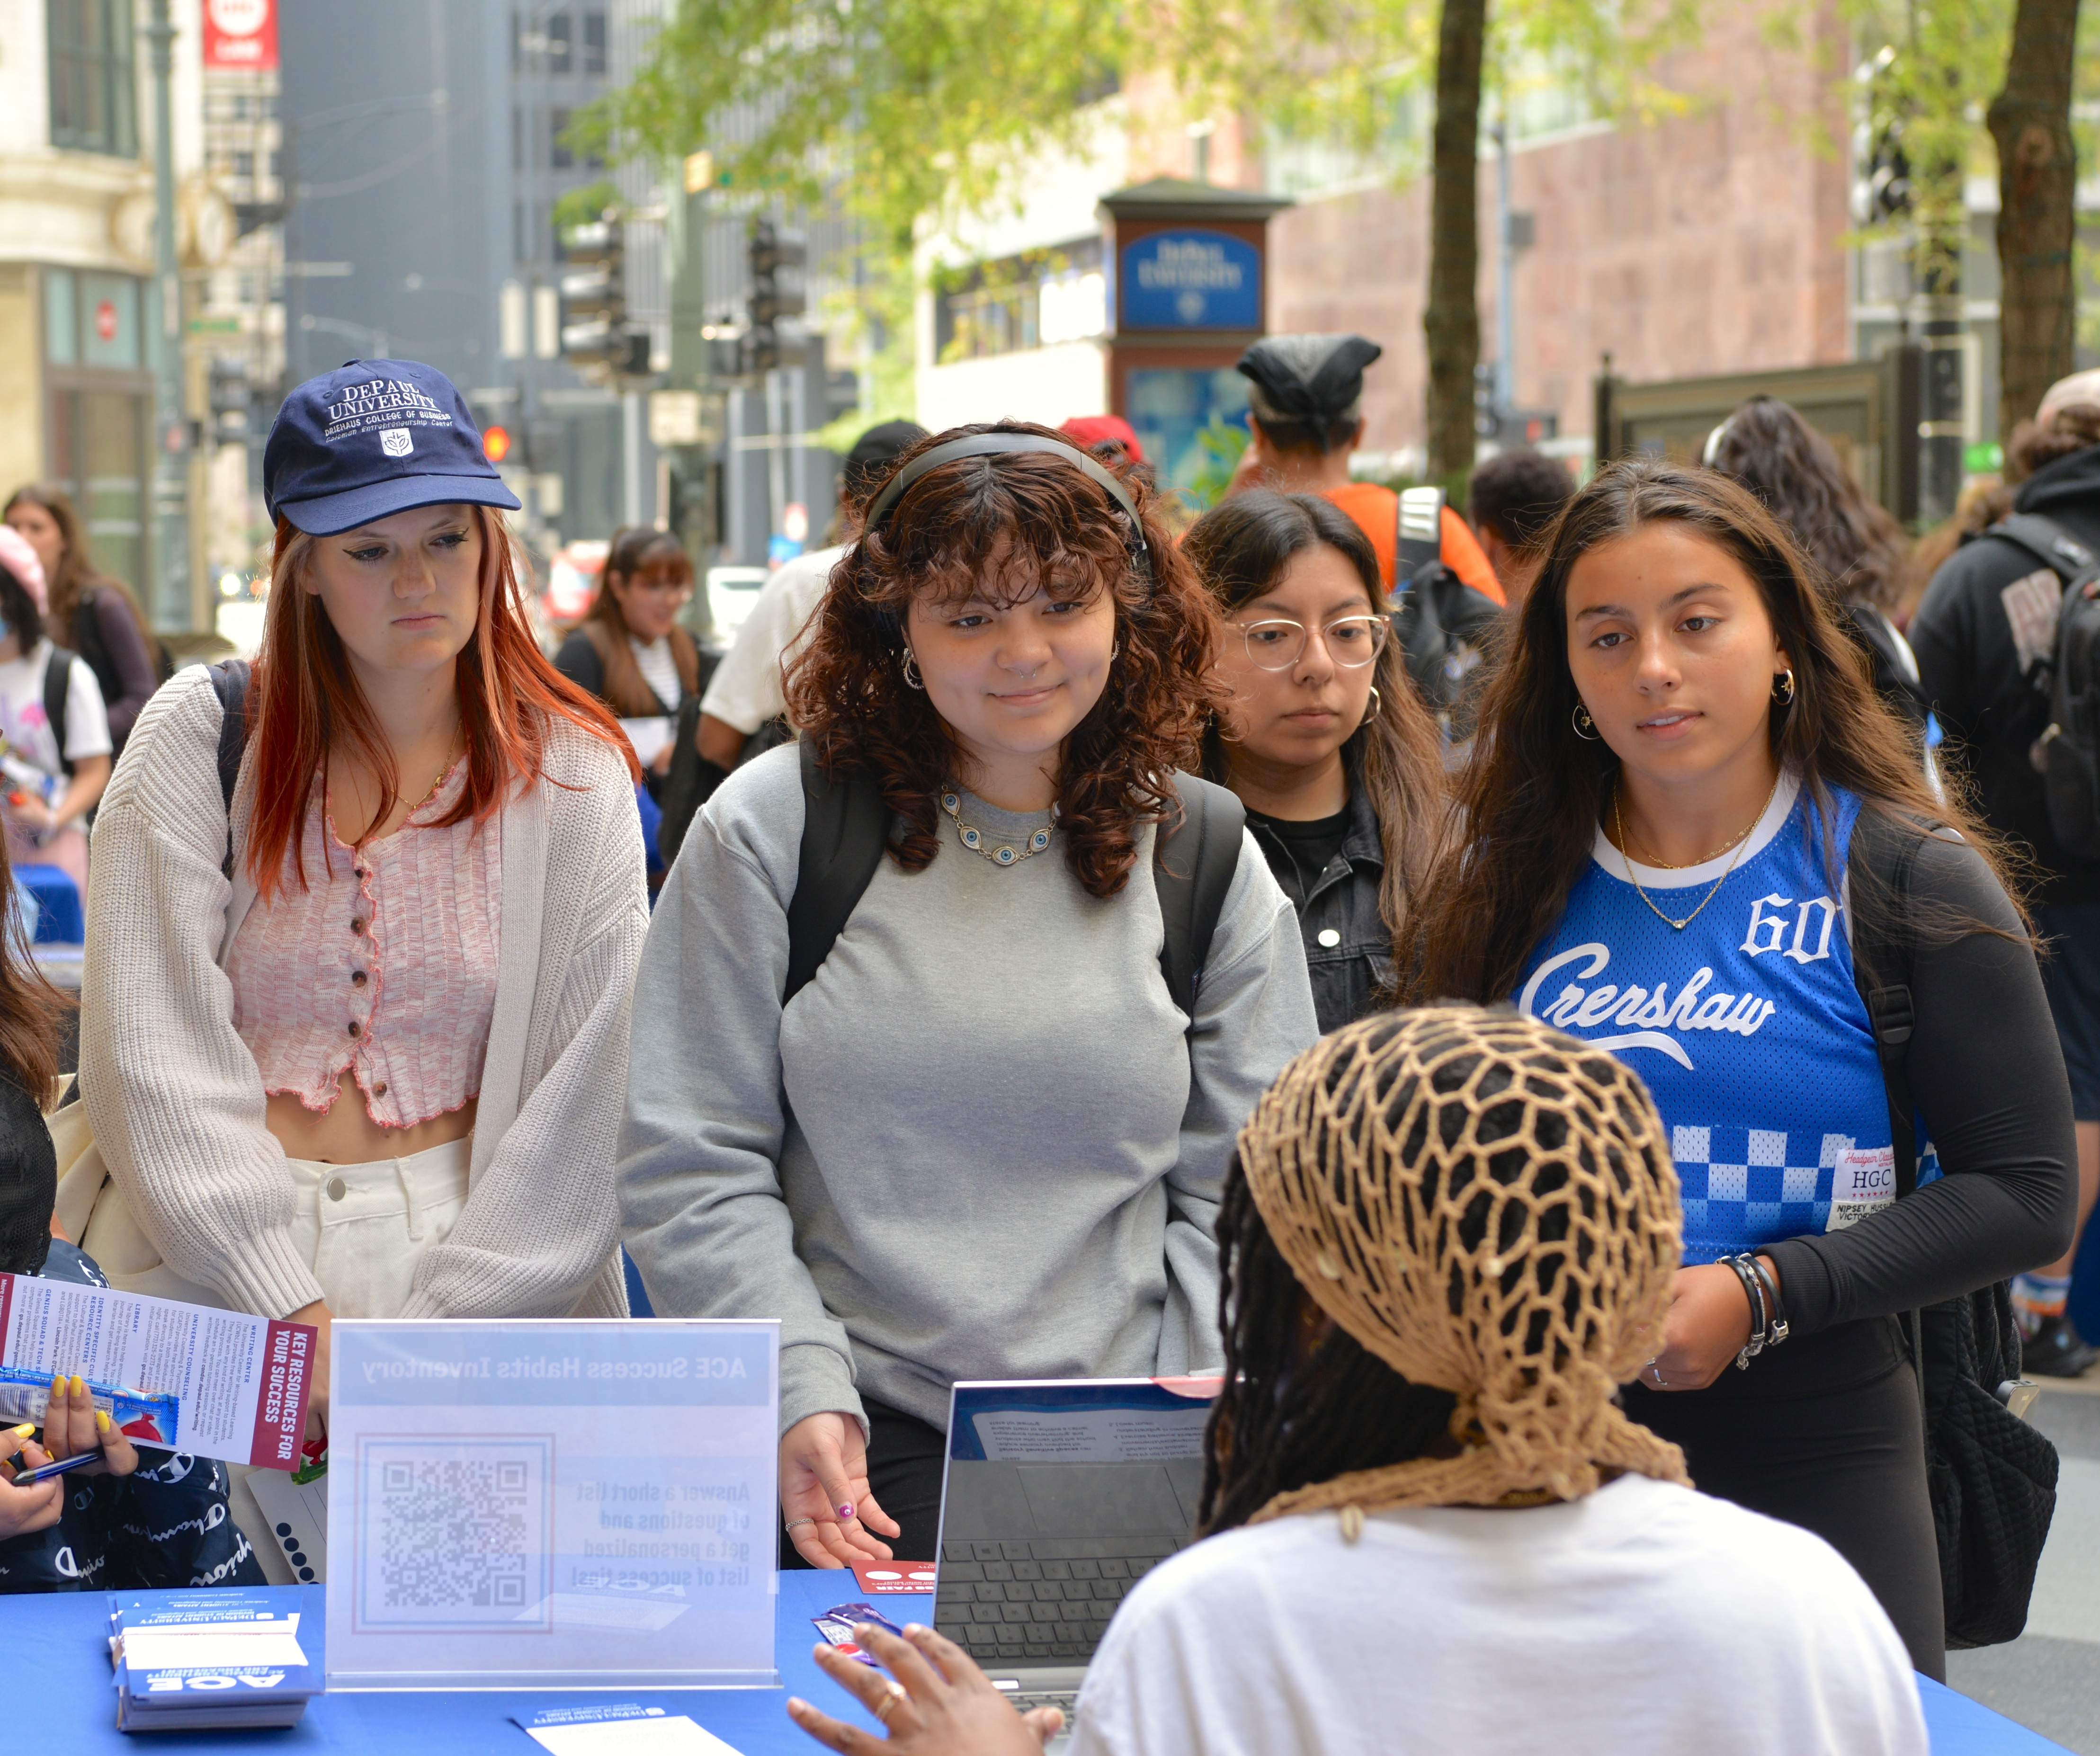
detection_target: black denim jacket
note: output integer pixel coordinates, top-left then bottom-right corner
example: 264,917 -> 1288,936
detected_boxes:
1244,770 -> 1394,1035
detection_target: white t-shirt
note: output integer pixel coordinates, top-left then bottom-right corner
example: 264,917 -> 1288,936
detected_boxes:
1068,1475 -> 1927,1756
697,544 -> 843,734
0,638 -> 112,782
630,633 -> 682,711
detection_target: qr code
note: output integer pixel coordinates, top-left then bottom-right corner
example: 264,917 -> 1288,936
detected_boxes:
353,1436 -> 553,1631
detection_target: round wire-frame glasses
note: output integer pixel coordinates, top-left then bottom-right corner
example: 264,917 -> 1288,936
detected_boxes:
1229,614 -> 1389,671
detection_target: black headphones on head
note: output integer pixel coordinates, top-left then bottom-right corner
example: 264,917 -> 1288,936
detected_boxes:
859,433 -> 1153,582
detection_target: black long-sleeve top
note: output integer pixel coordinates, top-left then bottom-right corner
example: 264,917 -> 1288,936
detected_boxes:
1761,832 -> 2077,1334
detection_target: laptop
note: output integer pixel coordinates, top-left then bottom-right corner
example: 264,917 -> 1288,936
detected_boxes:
931,1375 -> 1223,1737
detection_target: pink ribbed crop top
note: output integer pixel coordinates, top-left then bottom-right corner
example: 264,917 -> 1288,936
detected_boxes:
227,760 -> 502,1130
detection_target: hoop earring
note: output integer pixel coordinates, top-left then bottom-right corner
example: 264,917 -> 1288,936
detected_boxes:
899,648 -> 924,691
1109,641 -> 1121,661
1361,686 -> 1382,727
1773,668 -> 1796,705
1572,702 -> 1601,741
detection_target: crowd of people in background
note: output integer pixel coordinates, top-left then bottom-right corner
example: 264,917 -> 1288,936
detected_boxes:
0,330 -> 2091,1756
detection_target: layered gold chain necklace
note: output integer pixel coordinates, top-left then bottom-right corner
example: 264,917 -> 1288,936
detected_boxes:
1612,773 -> 1781,932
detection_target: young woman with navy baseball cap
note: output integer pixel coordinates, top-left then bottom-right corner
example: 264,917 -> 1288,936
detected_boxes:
71,361 -> 648,1567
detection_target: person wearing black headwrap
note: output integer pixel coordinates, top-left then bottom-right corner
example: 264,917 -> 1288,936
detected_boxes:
1230,335 -> 1503,605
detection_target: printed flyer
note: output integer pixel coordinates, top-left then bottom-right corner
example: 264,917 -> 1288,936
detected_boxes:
0,1272 -> 314,1469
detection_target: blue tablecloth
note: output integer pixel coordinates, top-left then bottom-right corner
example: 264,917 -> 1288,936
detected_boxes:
15,860 -> 82,943
0,1570 -> 2068,1753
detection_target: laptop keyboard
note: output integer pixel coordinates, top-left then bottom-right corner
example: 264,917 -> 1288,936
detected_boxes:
1004,1690 -> 1081,1732
933,1536 -> 1182,1661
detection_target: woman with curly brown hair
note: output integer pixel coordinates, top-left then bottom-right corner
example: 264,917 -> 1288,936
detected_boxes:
619,422 -> 1317,1574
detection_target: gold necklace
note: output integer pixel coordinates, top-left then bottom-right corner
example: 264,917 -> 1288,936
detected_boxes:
1612,774 -> 1780,933
1624,814 -> 1760,870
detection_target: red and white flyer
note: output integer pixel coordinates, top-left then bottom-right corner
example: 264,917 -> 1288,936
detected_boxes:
0,1272 -> 314,1469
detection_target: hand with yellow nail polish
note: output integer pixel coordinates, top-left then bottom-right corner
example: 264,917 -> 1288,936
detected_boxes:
39,1372 -> 137,1480
0,1424 -> 62,1538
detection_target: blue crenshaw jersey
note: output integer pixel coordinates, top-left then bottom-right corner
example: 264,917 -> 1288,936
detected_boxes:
1515,778 -> 1912,1265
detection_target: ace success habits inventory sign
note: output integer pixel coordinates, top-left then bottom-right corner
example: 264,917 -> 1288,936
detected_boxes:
326,1319 -> 780,1691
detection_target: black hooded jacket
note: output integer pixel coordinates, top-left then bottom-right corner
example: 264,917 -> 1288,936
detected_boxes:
1912,443 -> 2100,907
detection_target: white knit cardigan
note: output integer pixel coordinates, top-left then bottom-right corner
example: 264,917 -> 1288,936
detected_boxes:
80,665 -> 649,1322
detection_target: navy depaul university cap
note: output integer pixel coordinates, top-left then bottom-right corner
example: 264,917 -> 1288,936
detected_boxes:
262,358 -> 522,535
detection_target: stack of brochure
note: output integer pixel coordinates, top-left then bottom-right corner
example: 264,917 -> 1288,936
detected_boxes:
108,1587 -> 319,1731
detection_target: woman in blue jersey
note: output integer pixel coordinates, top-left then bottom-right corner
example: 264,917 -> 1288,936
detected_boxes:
1416,458 -> 2076,1678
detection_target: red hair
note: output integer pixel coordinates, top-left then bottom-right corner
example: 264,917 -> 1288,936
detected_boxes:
244,505 -> 638,898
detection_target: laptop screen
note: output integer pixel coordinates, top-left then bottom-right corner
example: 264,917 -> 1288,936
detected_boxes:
931,1378 -> 1221,1671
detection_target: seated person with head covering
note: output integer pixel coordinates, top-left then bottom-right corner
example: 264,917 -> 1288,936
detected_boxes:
784,1007 -> 1930,1756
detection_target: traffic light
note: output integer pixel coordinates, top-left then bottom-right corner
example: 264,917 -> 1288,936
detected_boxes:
483,424 -> 512,463
208,356 -> 251,438
1486,408 -> 1559,447
745,219 -> 806,375
560,214 -> 650,379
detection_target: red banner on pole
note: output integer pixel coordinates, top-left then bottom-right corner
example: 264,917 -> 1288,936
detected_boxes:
203,0 -> 277,71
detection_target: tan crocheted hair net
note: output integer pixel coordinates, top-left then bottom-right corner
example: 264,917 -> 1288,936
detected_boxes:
1237,1006 -> 1691,1521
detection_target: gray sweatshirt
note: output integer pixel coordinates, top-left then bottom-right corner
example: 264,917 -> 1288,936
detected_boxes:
618,744 -> 1319,1435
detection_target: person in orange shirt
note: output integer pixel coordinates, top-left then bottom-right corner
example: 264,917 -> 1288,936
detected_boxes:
1230,333 -> 1503,605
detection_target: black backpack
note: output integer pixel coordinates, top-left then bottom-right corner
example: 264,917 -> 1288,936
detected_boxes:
1843,602 -> 1932,740
782,739 -> 1243,1022
1849,809 -> 2059,1648
1390,489 -> 1502,746
1977,513 -> 2100,860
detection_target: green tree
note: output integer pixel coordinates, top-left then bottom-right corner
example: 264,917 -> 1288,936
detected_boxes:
598,0 -> 1702,483
593,1 -> 1130,254
1169,0 -> 1704,484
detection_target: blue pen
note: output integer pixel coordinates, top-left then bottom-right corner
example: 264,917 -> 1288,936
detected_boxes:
9,1448 -> 101,1487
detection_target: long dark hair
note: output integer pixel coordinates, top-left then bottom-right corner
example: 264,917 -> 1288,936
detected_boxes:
581,526 -> 700,716
786,421 -> 1224,900
1,482 -> 145,651
1705,398 -> 1909,612
1199,1157 -> 1457,1534
1183,490 -> 1446,947
1415,458 -> 2020,1005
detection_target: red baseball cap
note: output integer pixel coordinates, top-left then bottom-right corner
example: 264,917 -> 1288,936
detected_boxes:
1059,415 -> 1144,464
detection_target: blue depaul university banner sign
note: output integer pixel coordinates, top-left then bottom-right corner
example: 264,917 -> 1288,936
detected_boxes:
1119,229 -> 1261,330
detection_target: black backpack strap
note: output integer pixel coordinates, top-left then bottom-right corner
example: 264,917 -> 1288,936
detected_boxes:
208,660 -> 253,879
777,754 -> 1246,1026
1848,808 -> 1930,1436
42,646 -> 73,777
782,740 -> 892,1006
1849,809 -> 1925,1197
1153,772 -> 1245,1019
1988,512 -> 2096,583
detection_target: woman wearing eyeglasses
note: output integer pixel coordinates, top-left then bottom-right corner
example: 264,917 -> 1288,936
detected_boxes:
554,527 -> 712,789
1183,491 -> 1447,1031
